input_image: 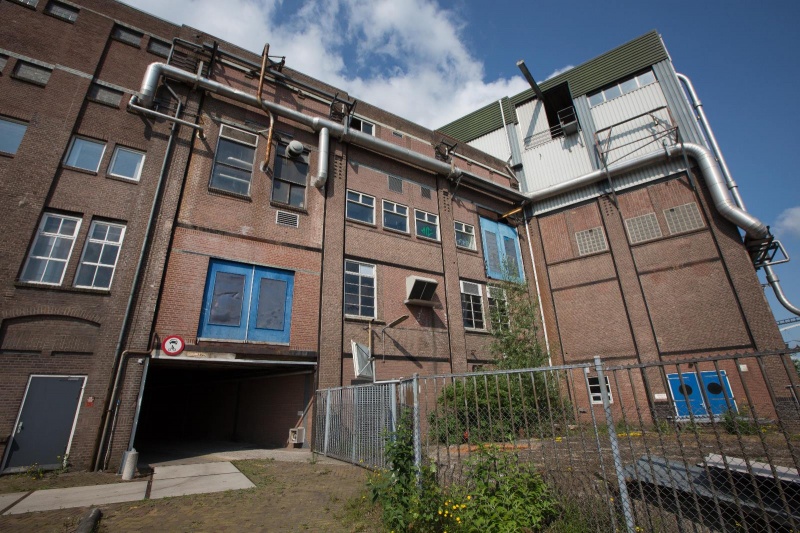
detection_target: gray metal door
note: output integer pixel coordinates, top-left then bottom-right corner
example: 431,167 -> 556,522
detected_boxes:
2,376 -> 85,473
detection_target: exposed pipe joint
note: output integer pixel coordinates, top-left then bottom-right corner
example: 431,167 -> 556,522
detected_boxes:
127,101 -> 204,131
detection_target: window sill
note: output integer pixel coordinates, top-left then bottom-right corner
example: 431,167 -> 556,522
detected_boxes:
11,75 -> 48,88
106,174 -> 140,185
270,201 -> 307,214
416,234 -> 441,244
208,186 -> 252,202
43,12 -> 77,24
344,316 -> 385,325
87,97 -> 120,109
456,245 -> 479,254
9,0 -> 37,10
110,37 -> 142,49
14,281 -> 111,296
464,327 -> 491,336
196,338 -> 290,346
345,218 -> 376,229
0,151 -> 16,159
62,165 -> 99,176
383,227 -> 410,237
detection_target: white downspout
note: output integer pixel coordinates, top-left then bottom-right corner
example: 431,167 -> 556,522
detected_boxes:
311,125 -> 329,189
524,219 -> 551,362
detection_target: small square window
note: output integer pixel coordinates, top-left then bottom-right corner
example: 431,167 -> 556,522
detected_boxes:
64,137 -> 106,172
12,61 -> 52,86
460,281 -> 484,330
664,203 -> 704,235
272,143 -> 308,208
147,38 -> 171,58
108,146 -> 145,181
588,376 -> 613,404
454,221 -> 476,250
624,212 -> 662,244
346,190 -> 375,224
575,227 -> 608,256
350,117 -> 374,136
0,117 -> 28,155
87,83 -> 123,107
44,1 -> 79,22
112,24 -> 143,47
415,209 -> 439,240
74,221 -> 125,289
65,136 -> 106,172
210,125 -> 257,197
344,260 -> 376,318
382,200 -> 408,233
21,213 -> 82,285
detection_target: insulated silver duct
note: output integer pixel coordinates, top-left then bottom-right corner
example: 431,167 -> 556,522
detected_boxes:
134,63 -> 522,197
311,125 -> 329,189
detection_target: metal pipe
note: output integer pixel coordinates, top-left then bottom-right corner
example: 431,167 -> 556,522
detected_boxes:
765,265 -> 800,316
524,219 -> 551,360
257,44 -> 275,169
524,142 -> 769,240
134,63 -> 525,200
126,356 -> 150,451
676,73 -> 745,209
311,126 -> 329,189
127,102 -> 204,131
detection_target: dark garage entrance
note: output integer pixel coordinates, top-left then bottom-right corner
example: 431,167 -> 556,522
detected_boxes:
133,358 -> 314,463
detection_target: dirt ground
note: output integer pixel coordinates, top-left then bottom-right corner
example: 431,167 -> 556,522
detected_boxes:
0,459 -> 378,532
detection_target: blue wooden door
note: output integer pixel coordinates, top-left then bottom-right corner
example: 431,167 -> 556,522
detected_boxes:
667,373 -> 706,418
700,370 -> 736,416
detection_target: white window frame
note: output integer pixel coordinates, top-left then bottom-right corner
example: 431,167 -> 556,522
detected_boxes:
382,200 -> 409,234
454,221 -> 476,250
210,125 -> 258,197
74,221 -> 126,290
344,260 -> 377,319
414,209 -> 440,241
20,213 -> 82,286
108,146 -> 146,181
487,286 -> 509,331
345,190 -> 375,224
460,280 -> 485,330
349,116 -> 375,136
64,136 -> 106,172
587,70 -> 657,107
588,376 -> 613,404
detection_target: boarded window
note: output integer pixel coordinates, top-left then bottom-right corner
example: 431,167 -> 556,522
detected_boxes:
575,227 -> 608,256
208,272 -> 245,326
112,25 -> 143,47
624,212 -> 662,244
255,279 -> 287,330
45,1 -> 78,22
13,61 -> 52,86
664,203 -> 704,235
87,83 -> 123,107
147,38 -> 171,58
0,55 -> 8,73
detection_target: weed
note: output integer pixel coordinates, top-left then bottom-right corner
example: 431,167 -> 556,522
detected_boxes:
26,462 -> 44,480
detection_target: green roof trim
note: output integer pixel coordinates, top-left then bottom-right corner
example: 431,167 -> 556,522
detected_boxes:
439,31 -> 668,142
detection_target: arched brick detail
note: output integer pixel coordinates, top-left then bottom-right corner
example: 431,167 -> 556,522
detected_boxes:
0,307 -> 102,327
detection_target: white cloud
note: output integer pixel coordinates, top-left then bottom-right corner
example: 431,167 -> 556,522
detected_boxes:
545,64 -> 575,80
774,206 -> 800,239
121,0 -> 527,128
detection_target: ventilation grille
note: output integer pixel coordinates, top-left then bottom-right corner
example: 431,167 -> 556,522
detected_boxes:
461,281 -> 481,296
220,125 -> 259,146
13,61 -> 51,86
575,227 -> 608,256
664,202 -> 704,235
276,211 -> 299,228
392,131 -> 404,138
624,213 -> 662,244
388,175 -> 403,193
421,186 -> 432,199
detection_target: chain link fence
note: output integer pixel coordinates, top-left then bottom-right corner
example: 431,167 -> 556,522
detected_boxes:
314,350 -> 800,532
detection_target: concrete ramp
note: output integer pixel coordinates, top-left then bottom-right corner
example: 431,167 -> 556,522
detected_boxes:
149,461 -> 254,499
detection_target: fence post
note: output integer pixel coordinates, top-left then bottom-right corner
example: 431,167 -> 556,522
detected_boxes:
390,382 -> 398,434
323,389 -> 331,456
594,356 -> 635,533
352,388 -> 359,463
412,374 -> 422,481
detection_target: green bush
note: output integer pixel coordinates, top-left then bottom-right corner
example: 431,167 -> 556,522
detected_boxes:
721,407 -> 761,436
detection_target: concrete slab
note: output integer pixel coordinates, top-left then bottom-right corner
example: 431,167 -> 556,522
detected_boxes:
0,492 -> 29,513
153,462 -> 238,480
4,481 -> 148,515
149,472 -> 254,499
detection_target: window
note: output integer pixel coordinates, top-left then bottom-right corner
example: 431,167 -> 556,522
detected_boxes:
44,1 -> 78,21
147,38 -> 171,58
479,217 -> 524,280
575,227 -> 608,256
454,221 -> 476,250
108,146 -> 145,181
87,83 -> 123,107
74,221 -> 125,289
625,212 -> 662,244
13,61 -> 52,86
460,281 -> 484,330
11,0 -> 39,7
587,70 -> 657,107
349,117 -> 374,135
487,286 -> 509,331
346,190 -> 375,224
664,203 -> 704,235
383,200 -> 408,233
198,259 -> 294,343
344,260 -> 375,318
210,125 -> 257,196
588,376 -> 612,404
415,210 -> 439,240
64,136 -> 106,172
0,117 -> 27,155
21,213 -> 81,285
112,24 -> 143,47
272,143 -> 308,207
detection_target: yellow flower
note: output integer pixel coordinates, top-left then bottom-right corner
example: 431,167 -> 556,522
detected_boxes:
461,504 -> 466,509
467,495 -> 471,500
457,517 -> 461,523
453,505 -> 457,510
438,510 -> 442,515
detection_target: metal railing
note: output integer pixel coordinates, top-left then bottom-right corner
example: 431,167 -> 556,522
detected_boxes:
314,350 -> 800,532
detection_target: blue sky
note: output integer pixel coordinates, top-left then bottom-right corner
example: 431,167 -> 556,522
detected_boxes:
123,0 -> 800,342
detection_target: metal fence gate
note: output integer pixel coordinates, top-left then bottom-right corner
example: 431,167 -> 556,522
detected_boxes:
314,350 -> 800,532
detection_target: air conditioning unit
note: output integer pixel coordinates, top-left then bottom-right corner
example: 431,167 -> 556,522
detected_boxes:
289,427 -> 305,445
405,276 -> 438,307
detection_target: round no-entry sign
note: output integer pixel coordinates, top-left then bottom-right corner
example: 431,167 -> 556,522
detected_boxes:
161,335 -> 185,356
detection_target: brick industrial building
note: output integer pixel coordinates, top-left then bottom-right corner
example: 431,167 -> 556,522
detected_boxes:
0,0 -> 795,473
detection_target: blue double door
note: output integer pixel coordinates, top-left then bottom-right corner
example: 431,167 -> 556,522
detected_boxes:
667,371 -> 736,418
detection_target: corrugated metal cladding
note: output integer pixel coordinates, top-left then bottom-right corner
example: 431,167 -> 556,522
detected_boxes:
519,130 -> 595,192
467,128 -> 510,161
573,95 -> 601,170
441,31 -> 668,143
652,60 -> 706,146
516,99 -> 551,141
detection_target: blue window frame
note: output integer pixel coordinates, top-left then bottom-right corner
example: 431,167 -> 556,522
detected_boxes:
198,259 -> 294,344
478,217 -> 524,281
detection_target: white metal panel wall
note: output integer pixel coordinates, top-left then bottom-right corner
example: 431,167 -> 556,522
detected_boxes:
590,82 -> 669,130
467,128 -> 510,161
516,99 -> 551,143
519,134 -> 595,192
